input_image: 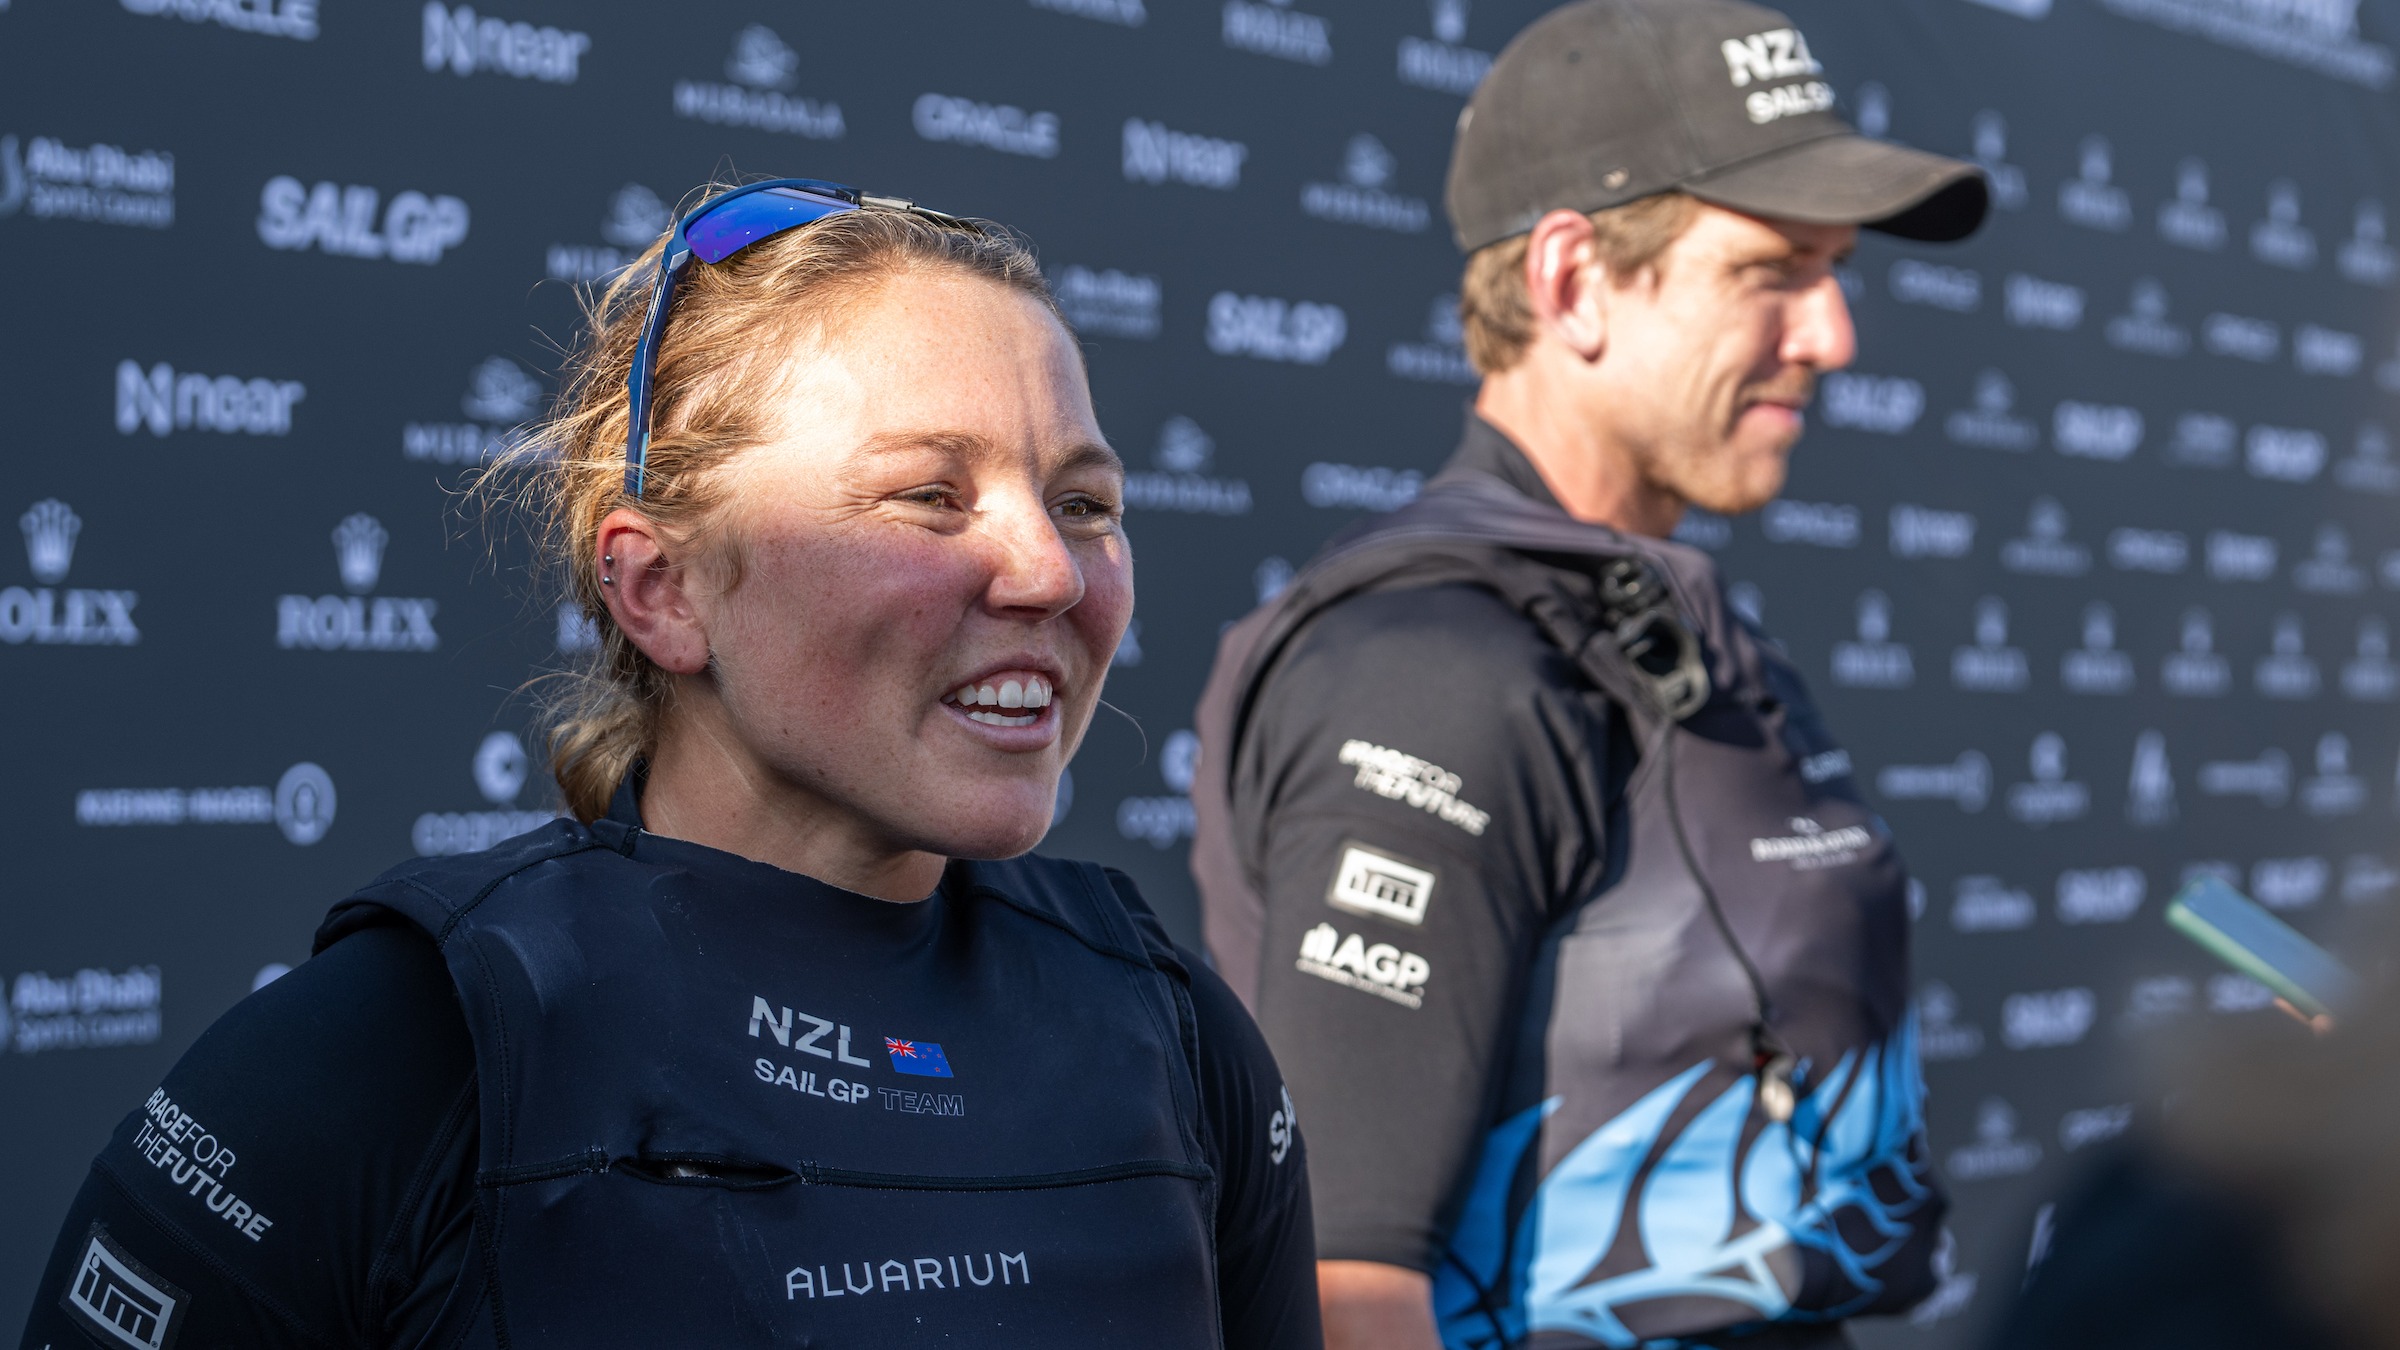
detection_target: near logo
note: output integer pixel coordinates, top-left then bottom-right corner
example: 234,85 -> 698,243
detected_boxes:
62,1224 -> 184,1350
1328,843 -> 1434,925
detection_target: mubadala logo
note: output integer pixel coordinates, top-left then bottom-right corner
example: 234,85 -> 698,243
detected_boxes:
2108,526 -> 2189,573
1831,590 -> 1913,689
2158,157 -> 2226,250
2251,179 -> 2317,268
2167,412 -> 2238,469
916,93 -> 1059,159
413,730 -> 558,855
674,26 -> 844,139
1718,27 -> 1830,124
2343,618 -> 2397,699
2061,603 -> 2133,694
2099,0 -> 2392,89
8,965 -> 162,1055
2255,613 -> 2321,698
2203,311 -> 2280,362
116,360 -> 304,437
1876,750 -> 1992,812
1208,292 -> 1345,364
120,0 -> 315,40
1944,370 -> 2037,450
1031,0 -> 1147,25
404,357 -> 541,467
1888,258 -> 1981,312
2200,750 -> 2292,806
2058,135 -> 2130,231
5,500 -> 138,647
1224,0 -> 1331,66
1890,504 -> 1974,559
78,761 -> 337,846
421,4 -> 589,83
2003,272 -> 2083,330
2295,323 -> 2363,377
0,134 -> 174,229
1123,416 -> 1250,515
2164,608 -> 2231,695
2058,866 -> 2145,924
2205,528 -> 2278,580
1948,1097 -> 2041,1181
1999,498 -> 2089,575
1820,373 -> 1923,434
2128,730 -> 2177,824
2007,732 -> 2088,825
2002,986 -> 2096,1048
1969,110 -> 2029,211
2301,733 -> 2365,815
1399,0 -> 1492,94
1760,499 -> 1859,547
546,183 -> 670,283
1122,119 -> 1247,189
276,514 -> 439,653
1051,265 -> 1160,339
2295,523 -> 2364,593
257,176 -> 469,264
1388,295 -> 1475,385
1951,875 -> 2035,933
1297,923 -> 1430,1008
2335,423 -> 2400,493
2103,279 -> 2189,356
1952,597 -> 2029,692
1302,134 -> 1429,233
1918,981 -> 1986,1061
2339,199 -> 2394,284
2053,400 -> 2142,460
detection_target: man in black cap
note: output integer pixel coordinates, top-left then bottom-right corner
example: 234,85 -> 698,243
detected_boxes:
1190,1 -> 1988,1347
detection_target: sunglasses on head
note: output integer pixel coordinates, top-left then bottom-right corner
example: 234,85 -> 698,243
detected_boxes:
622,177 -> 969,497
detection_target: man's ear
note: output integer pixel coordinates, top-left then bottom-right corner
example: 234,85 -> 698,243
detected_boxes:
596,508 -> 711,676
1522,208 -> 1610,362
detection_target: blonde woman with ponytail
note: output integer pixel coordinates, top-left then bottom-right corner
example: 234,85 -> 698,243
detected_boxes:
21,178 -> 1322,1350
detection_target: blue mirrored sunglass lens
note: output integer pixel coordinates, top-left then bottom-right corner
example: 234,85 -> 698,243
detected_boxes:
684,188 -> 858,264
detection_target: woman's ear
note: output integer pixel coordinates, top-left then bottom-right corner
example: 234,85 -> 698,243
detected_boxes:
596,508 -> 711,675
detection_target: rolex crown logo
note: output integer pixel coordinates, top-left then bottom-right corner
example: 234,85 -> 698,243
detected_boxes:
332,513 -> 389,594
20,498 -> 80,584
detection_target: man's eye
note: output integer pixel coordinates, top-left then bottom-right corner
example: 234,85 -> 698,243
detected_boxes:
903,487 -> 956,507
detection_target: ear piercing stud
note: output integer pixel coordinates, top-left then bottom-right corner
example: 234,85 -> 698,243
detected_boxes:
601,553 -> 615,586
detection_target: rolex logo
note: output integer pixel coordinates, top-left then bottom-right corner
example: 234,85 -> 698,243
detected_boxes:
332,513 -> 388,594
21,499 -> 80,584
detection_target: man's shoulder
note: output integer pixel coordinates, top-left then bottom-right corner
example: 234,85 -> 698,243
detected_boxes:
1273,579 -> 1571,697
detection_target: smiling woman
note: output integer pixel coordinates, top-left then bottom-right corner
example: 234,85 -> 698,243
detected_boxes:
18,182 -> 1321,1350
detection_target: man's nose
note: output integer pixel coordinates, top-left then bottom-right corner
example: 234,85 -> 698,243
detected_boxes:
1786,274 -> 1857,372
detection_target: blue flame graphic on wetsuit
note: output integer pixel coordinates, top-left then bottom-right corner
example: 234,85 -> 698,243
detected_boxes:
1433,1015 -> 1935,1349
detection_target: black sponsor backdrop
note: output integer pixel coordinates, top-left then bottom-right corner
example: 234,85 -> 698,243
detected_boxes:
4,0 -> 2397,1339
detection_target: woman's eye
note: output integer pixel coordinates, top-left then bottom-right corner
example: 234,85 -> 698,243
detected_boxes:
1055,493 -> 1119,520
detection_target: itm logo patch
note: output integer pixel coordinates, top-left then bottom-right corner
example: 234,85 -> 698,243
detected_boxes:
1328,842 -> 1436,925
62,1224 -> 185,1350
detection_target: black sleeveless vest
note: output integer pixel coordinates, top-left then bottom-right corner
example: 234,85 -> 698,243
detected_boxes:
1192,472 -> 1941,1348
315,776 -> 1222,1348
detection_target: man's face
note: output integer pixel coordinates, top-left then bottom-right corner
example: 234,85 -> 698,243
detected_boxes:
1593,203 -> 1857,516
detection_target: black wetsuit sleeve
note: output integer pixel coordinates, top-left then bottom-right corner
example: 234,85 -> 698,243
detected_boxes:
1182,948 -> 1322,1350
1240,583 -> 1619,1273
17,923 -> 477,1350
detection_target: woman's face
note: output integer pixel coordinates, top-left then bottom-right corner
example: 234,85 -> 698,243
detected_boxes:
688,269 -> 1130,864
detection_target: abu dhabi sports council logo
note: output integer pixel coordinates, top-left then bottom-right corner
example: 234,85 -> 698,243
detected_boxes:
547,183 -> 671,283
78,762 -> 336,846
256,176 -> 470,264
4,500 -> 139,647
403,357 -> 542,466
116,360 -> 305,438
274,514 -> 440,653
2101,0 -> 2391,88
674,25 -> 844,139
10,968 -> 162,1056
1224,0 -> 1330,65
422,3 -> 590,83
120,0 -> 315,40
1207,292 -> 1346,364
1122,416 -> 1251,515
412,730 -> 558,855
914,92 -> 1060,159
1398,0 -> 1491,94
1051,264 -> 1160,339
1387,295 -> 1475,386
0,134 -> 174,229
1300,134 -> 1429,233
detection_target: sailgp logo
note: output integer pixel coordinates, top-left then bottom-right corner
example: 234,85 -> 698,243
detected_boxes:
257,176 -> 470,264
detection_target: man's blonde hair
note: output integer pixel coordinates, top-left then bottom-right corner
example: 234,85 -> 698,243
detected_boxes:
1457,192 -> 1700,376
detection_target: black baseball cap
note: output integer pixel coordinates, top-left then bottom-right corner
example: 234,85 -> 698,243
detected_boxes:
1446,0 -> 1989,253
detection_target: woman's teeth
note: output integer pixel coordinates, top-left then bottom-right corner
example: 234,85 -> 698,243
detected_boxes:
947,675 -> 1053,727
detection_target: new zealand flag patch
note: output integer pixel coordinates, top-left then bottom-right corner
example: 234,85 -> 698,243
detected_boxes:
884,1038 -> 953,1078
